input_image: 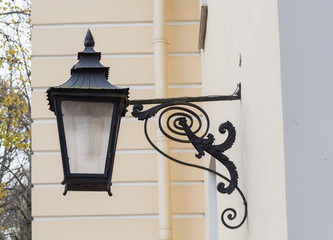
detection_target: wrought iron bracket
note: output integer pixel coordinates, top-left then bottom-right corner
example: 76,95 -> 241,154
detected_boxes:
129,83 -> 247,229
129,82 -> 241,106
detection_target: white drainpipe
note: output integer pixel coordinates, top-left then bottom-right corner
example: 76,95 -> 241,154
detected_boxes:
153,0 -> 173,239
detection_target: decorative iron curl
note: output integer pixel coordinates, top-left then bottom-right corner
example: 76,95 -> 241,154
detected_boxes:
132,102 -> 247,229
159,104 -> 210,143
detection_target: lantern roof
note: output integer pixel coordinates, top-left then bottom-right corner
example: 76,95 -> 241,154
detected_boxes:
57,29 -> 116,89
46,29 -> 129,113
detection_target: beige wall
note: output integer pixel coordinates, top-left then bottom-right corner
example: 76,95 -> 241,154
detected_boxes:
31,0 -> 204,239
202,0 -> 287,239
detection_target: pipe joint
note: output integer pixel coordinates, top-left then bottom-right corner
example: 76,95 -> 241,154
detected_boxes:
152,38 -> 170,45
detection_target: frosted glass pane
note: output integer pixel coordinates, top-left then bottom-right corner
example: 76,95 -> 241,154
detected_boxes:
62,101 -> 114,174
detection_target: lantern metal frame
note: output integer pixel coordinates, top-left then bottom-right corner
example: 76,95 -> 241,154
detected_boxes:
47,30 -> 129,196
48,89 -> 128,196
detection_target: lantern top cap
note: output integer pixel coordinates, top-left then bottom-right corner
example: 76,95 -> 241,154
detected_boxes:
47,29 -> 129,91
46,29 -> 129,113
84,29 -> 95,48
81,29 -> 97,54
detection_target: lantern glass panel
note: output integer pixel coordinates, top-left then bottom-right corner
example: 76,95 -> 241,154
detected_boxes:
62,101 -> 114,174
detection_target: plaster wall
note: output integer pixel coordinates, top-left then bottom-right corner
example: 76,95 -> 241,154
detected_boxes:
201,0 -> 287,239
31,0 -> 204,239
278,0 -> 333,239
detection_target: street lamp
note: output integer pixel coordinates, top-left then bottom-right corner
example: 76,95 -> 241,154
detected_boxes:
46,29 -> 129,196
46,29 -> 247,229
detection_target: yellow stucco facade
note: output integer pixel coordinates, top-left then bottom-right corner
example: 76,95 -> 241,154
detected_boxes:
31,0 -> 205,239
31,0 -> 288,239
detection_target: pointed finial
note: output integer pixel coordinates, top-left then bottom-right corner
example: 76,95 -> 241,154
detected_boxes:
84,29 -> 95,47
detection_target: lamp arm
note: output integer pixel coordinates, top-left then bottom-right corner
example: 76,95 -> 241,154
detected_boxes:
129,83 -> 241,106
131,92 -> 247,229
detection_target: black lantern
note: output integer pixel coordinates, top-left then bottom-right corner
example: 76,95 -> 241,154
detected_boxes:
47,30 -> 129,196
45,29 -> 248,230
